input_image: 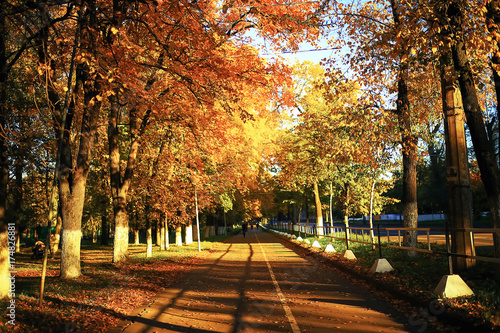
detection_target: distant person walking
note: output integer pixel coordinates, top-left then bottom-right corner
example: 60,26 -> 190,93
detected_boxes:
242,222 -> 248,237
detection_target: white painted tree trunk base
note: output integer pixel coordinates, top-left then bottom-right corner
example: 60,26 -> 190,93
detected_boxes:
60,229 -> 82,279
146,228 -> 152,258
185,224 -> 193,245
0,230 -> 11,297
113,226 -> 129,263
176,226 -> 183,246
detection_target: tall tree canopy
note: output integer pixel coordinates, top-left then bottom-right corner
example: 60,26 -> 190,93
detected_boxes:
6,0 -> 500,299
0,0 -> 330,292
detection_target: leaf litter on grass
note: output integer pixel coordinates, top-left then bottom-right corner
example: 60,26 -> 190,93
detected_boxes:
1,245 -> 210,333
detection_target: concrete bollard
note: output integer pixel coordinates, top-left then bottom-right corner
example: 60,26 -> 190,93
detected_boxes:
324,244 -> 336,253
343,249 -> 356,260
312,240 -> 321,248
434,274 -> 474,298
369,258 -> 394,273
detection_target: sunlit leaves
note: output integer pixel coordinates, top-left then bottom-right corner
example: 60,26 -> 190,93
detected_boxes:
6,0 -> 329,239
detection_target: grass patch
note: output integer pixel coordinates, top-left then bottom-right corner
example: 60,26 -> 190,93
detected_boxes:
1,238 -> 229,333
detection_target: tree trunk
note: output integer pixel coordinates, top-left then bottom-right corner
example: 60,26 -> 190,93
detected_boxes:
109,92 -> 150,262
440,60 -> 475,270
390,0 -> 418,257
164,215 -> 169,249
101,214 -> 108,246
399,98 -> 418,254
50,207 -> 63,257
344,183 -> 350,240
45,193 -> 57,255
160,214 -> 165,251
186,220 -> 193,244
112,195 -> 129,263
329,182 -> 334,227
486,0 -> 500,152
145,142 -> 164,256
292,203 -> 298,229
297,206 -> 301,226
145,203 -> 152,257
305,191 -> 310,227
195,191 -> 201,251
0,0 -> 73,297
134,230 -> 139,245
224,211 -> 227,236
109,93 -> 126,263
313,181 -> 324,236
214,210 -> 219,235
59,174 -> 87,279
93,222 -> 98,244
344,211 -> 350,241
59,62 -> 101,279
156,219 -> 161,246
15,231 -> 20,253
132,210 -> 140,245
146,226 -> 152,257
175,225 -> 183,246
446,2 -> 500,268
369,180 -> 376,248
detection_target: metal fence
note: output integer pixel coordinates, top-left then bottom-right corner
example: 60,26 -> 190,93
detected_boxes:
269,221 -> 500,272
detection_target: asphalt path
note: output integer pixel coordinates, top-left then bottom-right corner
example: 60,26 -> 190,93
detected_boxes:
109,229 -> 418,333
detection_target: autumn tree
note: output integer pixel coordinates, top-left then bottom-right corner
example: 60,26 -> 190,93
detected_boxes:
0,0 -> 335,280
329,0 -> 492,265
50,4 -> 106,279
427,0 -> 499,269
446,0 -> 500,269
275,61 -> 395,238
88,0 -> 329,262
0,0 -> 75,295
328,0 -> 450,253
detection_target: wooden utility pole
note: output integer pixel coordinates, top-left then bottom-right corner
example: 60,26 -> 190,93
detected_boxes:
441,64 -> 475,270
